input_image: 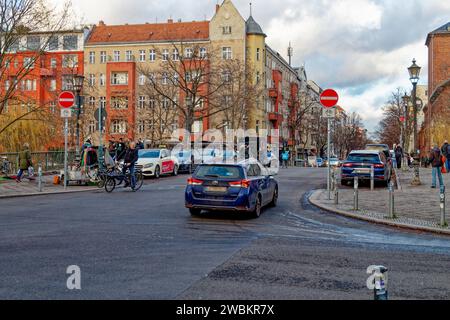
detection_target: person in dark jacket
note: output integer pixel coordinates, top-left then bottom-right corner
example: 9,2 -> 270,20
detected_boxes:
118,142 -> 139,189
395,145 -> 403,169
429,145 -> 444,188
116,138 -> 126,161
16,143 -> 32,182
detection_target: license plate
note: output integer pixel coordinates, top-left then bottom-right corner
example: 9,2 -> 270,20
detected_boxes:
205,186 -> 227,193
353,168 -> 370,174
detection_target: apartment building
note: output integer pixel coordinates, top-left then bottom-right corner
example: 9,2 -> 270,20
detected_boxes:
1,29 -> 87,149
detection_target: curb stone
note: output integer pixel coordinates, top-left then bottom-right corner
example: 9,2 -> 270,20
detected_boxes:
0,187 -> 101,200
309,189 -> 450,236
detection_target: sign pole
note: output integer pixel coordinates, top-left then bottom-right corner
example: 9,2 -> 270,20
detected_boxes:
98,105 -> 103,169
64,117 -> 68,190
327,116 -> 331,200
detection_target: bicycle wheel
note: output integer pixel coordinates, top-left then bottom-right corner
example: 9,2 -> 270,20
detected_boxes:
105,177 -> 116,193
132,171 -> 144,191
97,173 -> 106,188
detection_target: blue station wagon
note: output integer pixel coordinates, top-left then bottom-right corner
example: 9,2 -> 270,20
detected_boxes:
185,160 -> 278,218
341,150 -> 392,186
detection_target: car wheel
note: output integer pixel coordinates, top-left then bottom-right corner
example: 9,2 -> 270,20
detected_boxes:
251,195 -> 262,218
269,187 -> 278,207
172,165 -> 178,176
189,208 -> 201,216
154,165 -> 160,179
341,180 -> 347,186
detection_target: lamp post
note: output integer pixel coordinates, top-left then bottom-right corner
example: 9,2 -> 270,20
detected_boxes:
72,74 -> 85,160
401,93 -> 409,171
407,59 -> 421,156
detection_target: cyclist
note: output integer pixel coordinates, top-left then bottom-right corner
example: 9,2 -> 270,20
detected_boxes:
117,142 -> 139,189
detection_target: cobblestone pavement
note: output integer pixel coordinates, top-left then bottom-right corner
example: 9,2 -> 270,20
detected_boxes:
0,174 -> 96,198
311,167 -> 450,233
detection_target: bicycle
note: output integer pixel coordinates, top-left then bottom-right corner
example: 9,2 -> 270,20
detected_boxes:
104,166 -> 143,193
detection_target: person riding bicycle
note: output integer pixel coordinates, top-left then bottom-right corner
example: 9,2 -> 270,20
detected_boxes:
117,142 -> 139,189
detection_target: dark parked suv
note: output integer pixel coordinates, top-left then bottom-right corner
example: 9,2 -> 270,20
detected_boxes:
341,150 -> 392,186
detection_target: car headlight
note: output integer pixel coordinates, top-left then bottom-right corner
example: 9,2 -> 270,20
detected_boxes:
143,163 -> 154,168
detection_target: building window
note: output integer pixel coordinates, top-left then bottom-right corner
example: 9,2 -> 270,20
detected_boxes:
222,47 -> 232,60
89,120 -> 96,134
88,74 -> 96,86
111,120 -> 127,134
185,48 -> 193,58
139,50 -> 146,62
63,35 -> 78,50
162,49 -> 169,61
50,79 -> 56,91
162,72 -> 168,85
62,75 -> 73,90
100,97 -> 106,108
222,71 -> 231,82
193,120 -> 203,134
5,80 -> 10,91
256,48 -> 260,61
185,72 -> 191,83
147,119 -> 154,131
27,36 -> 40,50
200,47 -> 207,59
126,50 -> 133,61
172,49 -> 179,61
113,51 -> 120,62
100,74 -> 105,86
50,58 -> 57,68
111,97 -> 129,109
23,57 -> 34,69
48,36 -> 58,51
149,49 -> 156,61
62,55 -> 78,68
111,72 -> 128,85
89,96 -> 96,107
100,51 -> 106,63
138,96 -> 146,109
138,120 -> 145,134
49,102 -> 56,113
89,52 -> 95,64
9,38 -> 19,52
138,74 -> 146,86
222,26 -> 232,34
162,98 -> 170,109
148,98 -> 156,109
256,72 -> 260,84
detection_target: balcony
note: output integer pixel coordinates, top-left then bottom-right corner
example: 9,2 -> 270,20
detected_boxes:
40,68 -> 55,77
269,88 -> 278,99
268,112 -> 280,122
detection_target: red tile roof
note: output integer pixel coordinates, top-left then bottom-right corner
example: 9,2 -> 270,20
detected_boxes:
86,21 -> 209,45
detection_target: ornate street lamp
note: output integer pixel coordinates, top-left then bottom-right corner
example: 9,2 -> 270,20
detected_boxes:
72,74 -> 85,159
407,59 -> 421,155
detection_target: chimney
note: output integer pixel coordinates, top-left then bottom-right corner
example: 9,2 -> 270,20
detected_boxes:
98,20 -> 105,26
168,18 -> 173,23
216,4 -> 220,13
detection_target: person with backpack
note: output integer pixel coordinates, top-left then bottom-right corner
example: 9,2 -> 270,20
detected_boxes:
441,140 -> 450,173
429,144 -> 444,188
281,149 -> 289,169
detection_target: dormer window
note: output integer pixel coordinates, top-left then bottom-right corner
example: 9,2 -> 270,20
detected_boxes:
222,26 -> 232,34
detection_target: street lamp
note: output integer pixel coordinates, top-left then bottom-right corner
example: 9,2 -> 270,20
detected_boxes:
407,59 -> 421,156
72,74 -> 84,160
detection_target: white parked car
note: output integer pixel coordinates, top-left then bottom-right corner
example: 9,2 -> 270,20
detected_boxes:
136,149 -> 179,178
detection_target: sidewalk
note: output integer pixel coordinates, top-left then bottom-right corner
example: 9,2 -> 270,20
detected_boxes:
0,174 -> 98,199
309,167 -> 450,235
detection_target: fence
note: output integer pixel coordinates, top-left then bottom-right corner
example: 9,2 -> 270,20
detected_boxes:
1,151 -> 76,174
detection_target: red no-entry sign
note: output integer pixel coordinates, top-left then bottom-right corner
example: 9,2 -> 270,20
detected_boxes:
58,91 -> 75,108
320,89 -> 339,108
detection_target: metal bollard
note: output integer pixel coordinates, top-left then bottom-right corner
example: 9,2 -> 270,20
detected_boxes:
353,176 -> 359,211
441,186 -> 447,227
334,184 -> 339,205
38,165 -> 42,192
370,165 -> 375,191
388,181 -> 396,219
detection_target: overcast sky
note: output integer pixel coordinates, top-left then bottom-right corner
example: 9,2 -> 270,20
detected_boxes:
68,0 -> 450,133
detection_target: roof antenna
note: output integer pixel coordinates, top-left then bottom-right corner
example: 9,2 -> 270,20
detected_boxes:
250,2 -> 252,16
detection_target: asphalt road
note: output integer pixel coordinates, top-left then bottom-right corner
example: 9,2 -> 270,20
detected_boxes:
0,168 -> 450,299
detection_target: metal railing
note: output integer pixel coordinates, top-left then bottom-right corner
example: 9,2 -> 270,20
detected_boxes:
0,151 -> 77,174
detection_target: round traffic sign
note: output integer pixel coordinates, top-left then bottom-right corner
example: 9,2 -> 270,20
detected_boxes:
320,89 -> 339,108
58,91 -> 75,108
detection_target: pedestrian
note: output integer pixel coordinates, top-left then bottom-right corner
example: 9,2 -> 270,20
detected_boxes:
116,138 -> 126,161
281,149 -> 289,169
429,144 -> 444,189
16,143 -> 32,182
81,139 -> 92,153
395,145 -> 403,169
117,142 -> 139,189
442,140 -> 450,173
137,138 -> 144,150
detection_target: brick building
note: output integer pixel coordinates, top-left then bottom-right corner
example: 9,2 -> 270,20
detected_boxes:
421,22 -> 450,153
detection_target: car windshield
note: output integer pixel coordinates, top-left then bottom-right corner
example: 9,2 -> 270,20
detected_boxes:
366,145 -> 388,151
138,150 -> 160,158
347,154 -> 380,162
177,151 -> 191,158
195,165 -> 243,179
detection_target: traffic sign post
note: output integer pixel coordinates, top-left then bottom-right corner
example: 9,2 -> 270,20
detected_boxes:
59,91 -> 75,190
320,89 -> 339,200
